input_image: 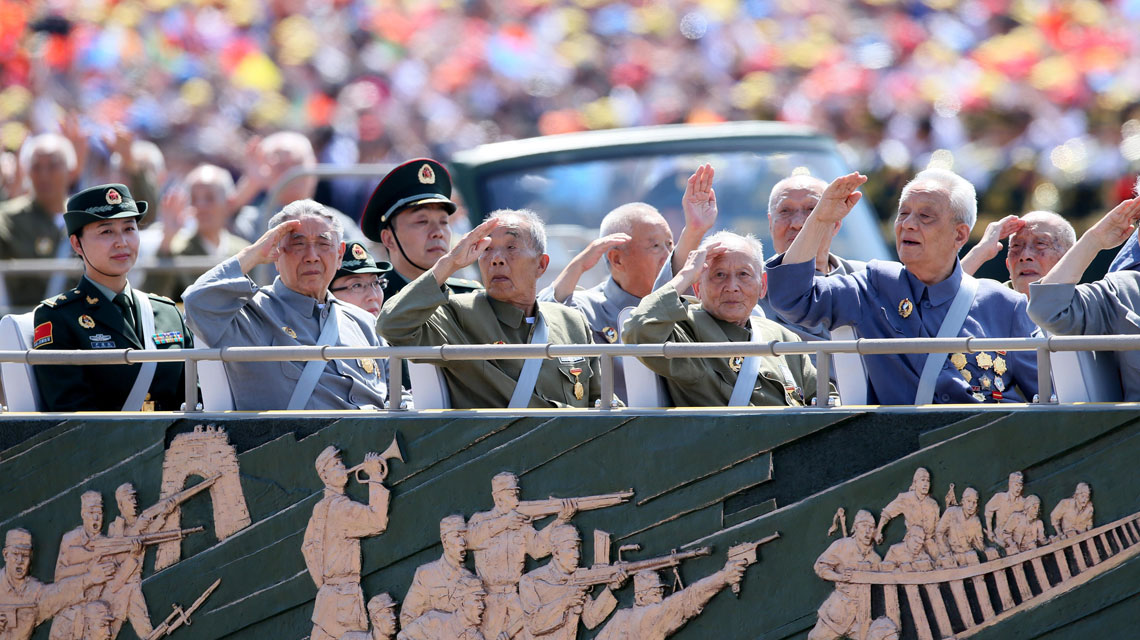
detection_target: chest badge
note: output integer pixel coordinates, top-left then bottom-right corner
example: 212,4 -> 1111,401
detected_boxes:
976,352 -> 993,370
949,353 -> 967,370
898,298 -> 914,319
570,367 -> 584,400
78,315 -> 96,329
282,326 -> 297,339
602,326 -> 617,343
993,356 -> 1007,376
729,356 -> 744,373
359,358 -> 376,375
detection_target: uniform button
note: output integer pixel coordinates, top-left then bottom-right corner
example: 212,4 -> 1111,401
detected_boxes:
349,394 -> 359,404
940,393 -> 950,402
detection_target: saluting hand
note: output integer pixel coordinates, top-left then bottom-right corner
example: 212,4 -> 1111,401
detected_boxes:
682,164 -> 718,236
1085,197 -> 1140,251
237,220 -> 303,274
433,217 -> 500,284
977,215 -> 1025,261
577,234 -> 631,271
811,172 -> 867,224
670,242 -> 725,294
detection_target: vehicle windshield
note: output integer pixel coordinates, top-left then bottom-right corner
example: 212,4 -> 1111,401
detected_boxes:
478,149 -> 892,289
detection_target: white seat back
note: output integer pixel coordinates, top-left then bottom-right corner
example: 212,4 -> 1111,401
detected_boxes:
0,312 -> 42,411
196,337 -> 234,411
1053,349 -> 1123,403
617,307 -> 671,408
830,325 -> 868,405
408,360 -> 451,409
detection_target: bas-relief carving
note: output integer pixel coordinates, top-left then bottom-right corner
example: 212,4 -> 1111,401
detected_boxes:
810,468 -> 1119,640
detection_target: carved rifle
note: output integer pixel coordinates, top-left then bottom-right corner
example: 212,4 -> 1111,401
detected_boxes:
86,527 -> 205,559
161,475 -> 221,512
515,490 -> 635,521
145,578 -> 221,639
565,547 -> 712,587
726,532 -> 781,595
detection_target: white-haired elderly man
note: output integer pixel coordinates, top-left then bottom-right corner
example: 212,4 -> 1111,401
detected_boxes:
623,232 -> 827,407
0,133 -> 78,307
766,169 -> 1038,405
959,210 -> 1076,296
183,199 -> 401,410
379,209 -> 603,408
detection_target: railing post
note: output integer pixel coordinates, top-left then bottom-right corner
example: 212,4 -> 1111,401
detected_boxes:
184,356 -> 200,412
815,349 -> 831,407
389,356 -> 405,410
1037,345 -> 1054,403
599,353 -> 615,410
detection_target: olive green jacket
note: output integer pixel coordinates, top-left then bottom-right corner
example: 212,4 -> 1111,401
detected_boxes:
378,271 -> 601,409
622,285 -> 825,407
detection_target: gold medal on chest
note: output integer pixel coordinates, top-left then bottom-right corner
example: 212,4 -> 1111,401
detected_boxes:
602,326 -> 617,343
950,353 -> 967,370
898,298 -> 914,318
282,326 -> 297,339
78,315 -> 96,329
570,367 -> 584,400
359,358 -> 375,375
976,352 -> 993,370
993,356 -> 1007,376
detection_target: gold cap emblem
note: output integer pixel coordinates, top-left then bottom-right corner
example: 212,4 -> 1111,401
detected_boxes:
78,315 -> 95,329
898,298 -> 913,319
105,188 -> 122,205
351,244 -> 367,260
418,163 -> 436,184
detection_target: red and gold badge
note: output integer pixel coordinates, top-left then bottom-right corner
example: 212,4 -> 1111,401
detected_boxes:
352,244 -> 367,260
33,322 -> 53,348
418,163 -> 436,184
105,188 -> 122,205
78,315 -> 96,329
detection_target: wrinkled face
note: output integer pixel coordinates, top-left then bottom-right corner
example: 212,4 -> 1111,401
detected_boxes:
372,606 -> 397,636
1076,486 -> 1090,508
769,185 -> 823,254
552,538 -> 580,574
3,547 -> 31,581
386,205 -> 453,270
82,502 -> 103,537
1006,221 -> 1067,295
478,224 -> 548,310
1010,475 -> 1024,497
29,149 -> 70,201
321,457 -> 349,490
894,184 -> 967,280
189,182 -> 230,232
74,218 -> 140,277
461,591 -> 486,626
442,530 -> 467,565
913,470 -> 930,498
276,216 -> 344,300
117,488 -> 138,520
698,245 -> 765,326
331,274 -> 385,317
493,486 -> 520,511
611,218 -> 674,297
854,520 -> 875,547
963,493 -> 978,517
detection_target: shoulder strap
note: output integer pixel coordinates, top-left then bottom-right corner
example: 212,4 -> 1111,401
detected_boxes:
288,305 -> 341,410
728,316 -> 764,407
913,275 -> 978,404
122,291 -> 159,411
508,315 -> 548,408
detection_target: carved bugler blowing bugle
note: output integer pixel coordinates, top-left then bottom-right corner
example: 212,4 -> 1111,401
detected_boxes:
515,489 -> 635,521
566,546 -> 713,587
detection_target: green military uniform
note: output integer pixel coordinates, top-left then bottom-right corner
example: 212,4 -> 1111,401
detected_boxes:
0,195 -> 67,307
29,183 -> 194,412
622,285 -> 825,407
378,271 -> 601,409
381,268 -> 481,303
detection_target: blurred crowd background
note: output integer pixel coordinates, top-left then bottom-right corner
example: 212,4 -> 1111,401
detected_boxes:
3,0 -> 1140,252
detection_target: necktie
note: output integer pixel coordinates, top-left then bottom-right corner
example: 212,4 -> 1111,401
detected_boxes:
114,292 -> 137,337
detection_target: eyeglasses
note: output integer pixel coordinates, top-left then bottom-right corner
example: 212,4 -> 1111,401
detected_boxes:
331,278 -> 387,294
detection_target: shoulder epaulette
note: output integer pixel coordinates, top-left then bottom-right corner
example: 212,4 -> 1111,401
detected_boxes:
39,288 -> 80,308
145,292 -> 178,306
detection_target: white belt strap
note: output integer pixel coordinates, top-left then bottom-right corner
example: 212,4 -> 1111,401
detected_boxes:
508,316 -> 548,409
728,317 -> 764,407
288,305 -> 341,410
122,292 -> 158,411
44,228 -> 71,299
914,275 -> 978,405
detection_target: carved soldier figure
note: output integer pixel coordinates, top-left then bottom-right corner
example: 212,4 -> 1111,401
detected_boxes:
0,528 -> 113,640
935,487 -> 990,567
873,468 -> 940,559
882,525 -> 934,572
808,510 -> 882,640
397,576 -> 487,640
466,473 -> 576,639
518,525 -> 623,640
997,495 -> 1048,554
866,616 -> 901,640
401,516 -> 478,628
1051,483 -> 1094,539
595,557 -> 747,640
341,594 -> 398,640
80,601 -> 113,640
984,471 -> 1026,543
50,492 -> 117,640
303,447 -> 392,640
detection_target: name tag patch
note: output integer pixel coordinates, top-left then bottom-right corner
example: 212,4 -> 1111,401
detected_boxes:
89,333 -> 116,349
152,331 -> 183,346
558,356 -> 585,364
32,322 -> 52,348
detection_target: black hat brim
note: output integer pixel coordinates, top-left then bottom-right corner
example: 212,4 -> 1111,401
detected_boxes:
64,202 -> 149,236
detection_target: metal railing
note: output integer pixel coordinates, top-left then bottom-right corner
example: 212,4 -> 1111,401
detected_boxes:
3,334 -> 1139,413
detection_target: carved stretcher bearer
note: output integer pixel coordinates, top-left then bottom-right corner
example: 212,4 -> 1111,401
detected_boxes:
340,594 -> 398,640
397,576 -> 487,640
935,487 -> 990,567
882,525 -> 934,572
808,510 -> 881,640
997,495 -> 1048,554
595,557 -> 747,640
984,471 -> 1026,543
1051,483 -> 1094,539
400,516 -> 477,628
0,529 -> 113,640
303,447 -> 391,640
874,468 -> 940,559
466,473 -> 576,639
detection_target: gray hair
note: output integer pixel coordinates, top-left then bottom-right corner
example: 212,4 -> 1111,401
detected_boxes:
18,133 -> 77,173
1018,210 -> 1076,252
900,168 -> 978,230
599,202 -> 665,237
767,175 -> 827,217
128,140 -> 165,177
261,131 -> 316,167
488,209 -> 547,254
700,230 -> 765,272
184,164 -> 236,198
268,199 -> 343,243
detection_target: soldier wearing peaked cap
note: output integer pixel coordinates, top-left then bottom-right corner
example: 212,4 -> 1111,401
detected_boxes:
30,183 -> 195,412
359,158 -> 481,303
400,516 -> 477,629
331,242 -> 393,318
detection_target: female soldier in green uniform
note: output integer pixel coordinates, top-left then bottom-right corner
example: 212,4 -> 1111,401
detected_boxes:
31,183 -> 194,411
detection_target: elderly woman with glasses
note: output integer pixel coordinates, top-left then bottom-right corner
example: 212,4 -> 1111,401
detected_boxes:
329,242 -> 391,318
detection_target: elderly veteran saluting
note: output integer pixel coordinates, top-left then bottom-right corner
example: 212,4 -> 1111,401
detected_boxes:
183,200 -> 396,410
1027,195 -> 1140,400
959,211 -> 1075,296
360,158 -> 481,302
623,232 -> 825,407
766,169 -> 1038,405
378,210 -> 602,408
31,184 -> 194,412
